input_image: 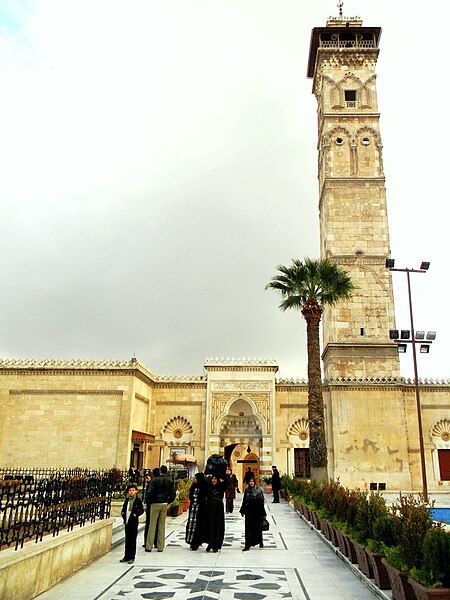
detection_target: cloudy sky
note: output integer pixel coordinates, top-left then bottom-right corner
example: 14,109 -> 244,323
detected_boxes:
0,0 -> 448,379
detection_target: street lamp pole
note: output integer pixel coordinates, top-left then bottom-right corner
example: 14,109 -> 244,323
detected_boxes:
387,260 -> 430,502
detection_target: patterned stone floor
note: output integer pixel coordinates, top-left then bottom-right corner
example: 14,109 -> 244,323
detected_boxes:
37,495 -> 381,600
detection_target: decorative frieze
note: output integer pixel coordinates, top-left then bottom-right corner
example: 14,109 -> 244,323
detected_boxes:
211,381 -> 271,392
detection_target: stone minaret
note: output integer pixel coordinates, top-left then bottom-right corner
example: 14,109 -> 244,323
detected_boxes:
307,15 -> 400,380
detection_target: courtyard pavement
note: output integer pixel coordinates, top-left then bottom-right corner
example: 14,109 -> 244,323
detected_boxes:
37,495 -> 380,600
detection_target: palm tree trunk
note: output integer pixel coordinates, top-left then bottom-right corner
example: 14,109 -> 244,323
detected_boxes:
302,302 -> 328,482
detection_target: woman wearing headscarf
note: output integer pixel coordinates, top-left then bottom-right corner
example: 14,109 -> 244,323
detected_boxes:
185,472 -> 207,550
205,474 -> 225,552
239,476 -> 266,551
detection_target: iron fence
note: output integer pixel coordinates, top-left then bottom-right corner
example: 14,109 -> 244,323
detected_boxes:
0,467 -> 128,482
0,472 -> 117,550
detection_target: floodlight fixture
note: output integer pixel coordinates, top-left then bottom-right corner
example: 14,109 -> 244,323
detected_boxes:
420,261 -> 430,271
397,344 -> 407,353
389,329 -> 399,340
426,331 -> 436,341
415,331 -> 425,340
400,330 -> 411,340
385,258 -> 395,268
420,344 -> 430,354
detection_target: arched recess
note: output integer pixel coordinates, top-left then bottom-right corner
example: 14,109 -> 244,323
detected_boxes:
326,126 -> 352,177
430,419 -> 450,482
287,417 -> 311,478
356,126 -> 381,177
216,393 -> 265,437
161,415 -> 193,444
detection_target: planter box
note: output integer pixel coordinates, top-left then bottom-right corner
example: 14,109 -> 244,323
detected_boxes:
344,535 -> 358,564
319,518 -> 330,540
382,558 -> 415,600
310,510 -> 320,530
263,485 -> 272,494
327,523 -> 339,547
353,540 -> 374,578
366,549 -> 391,590
408,578 -> 450,600
335,528 -> 347,556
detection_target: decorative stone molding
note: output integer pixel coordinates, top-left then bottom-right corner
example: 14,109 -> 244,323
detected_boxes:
135,393 -> 150,403
276,377 -> 307,385
156,400 -> 203,405
211,381 -> 271,392
162,416 -> 193,440
430,419 -> 450,448
9,389 -> 123,396
154,375 -> 206,383
204,357 -> 277,367
288,418 -> 309,440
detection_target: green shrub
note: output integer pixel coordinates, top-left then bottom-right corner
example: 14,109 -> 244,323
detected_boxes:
393,493 -> 433,570
410,527 -> 450,588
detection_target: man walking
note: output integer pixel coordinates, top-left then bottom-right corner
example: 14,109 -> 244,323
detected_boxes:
271,466 -> 281,503
145,465 -> 175,552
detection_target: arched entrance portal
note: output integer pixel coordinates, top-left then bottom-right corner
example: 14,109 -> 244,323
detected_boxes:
220,394 -> 263,485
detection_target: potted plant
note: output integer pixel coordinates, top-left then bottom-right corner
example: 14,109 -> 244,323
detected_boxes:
169,500 -> 182,517
262,476 -> 272,494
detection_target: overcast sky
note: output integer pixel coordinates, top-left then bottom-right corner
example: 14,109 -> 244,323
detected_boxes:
0,0 -> 448,379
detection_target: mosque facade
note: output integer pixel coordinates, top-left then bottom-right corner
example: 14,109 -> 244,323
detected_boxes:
1,15 -> 449,493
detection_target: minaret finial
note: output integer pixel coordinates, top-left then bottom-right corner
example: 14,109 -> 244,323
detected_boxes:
338,0 -> 343,17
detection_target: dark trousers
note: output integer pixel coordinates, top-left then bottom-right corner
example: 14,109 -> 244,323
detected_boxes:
225,498 -> 234,513
124,520 -> 138,560
273,488 -> 280,503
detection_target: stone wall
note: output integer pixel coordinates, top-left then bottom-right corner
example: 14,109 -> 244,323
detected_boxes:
0,367 -> 135,469
0,518 -> 114,600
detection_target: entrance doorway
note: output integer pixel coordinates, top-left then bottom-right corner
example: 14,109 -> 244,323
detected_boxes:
239,453 -> 260,486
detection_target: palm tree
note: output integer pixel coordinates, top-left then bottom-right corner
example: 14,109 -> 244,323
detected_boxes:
266,258 -> 354,482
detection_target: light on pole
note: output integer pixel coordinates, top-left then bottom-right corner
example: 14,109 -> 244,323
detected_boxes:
386,258 -> 434,502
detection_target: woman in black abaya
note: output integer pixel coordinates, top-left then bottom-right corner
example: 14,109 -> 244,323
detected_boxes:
205,474 -> 225,552
185,472 -> 207,550
239,476 -> 266,551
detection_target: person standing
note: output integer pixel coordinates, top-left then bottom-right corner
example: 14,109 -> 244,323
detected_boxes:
243,466 -> 255,488
120,483 -> 144,564
271,466 -> 281,503
205,475 -> 225,552
225,468 -> 238,513
185,472 -> 207,550
143,468 -> 159,548
128,464 -> 140,483
145,465 -> 175,552
240,476 -> 266,551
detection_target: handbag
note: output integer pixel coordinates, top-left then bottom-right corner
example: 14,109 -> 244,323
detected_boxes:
261,517 -> 270,531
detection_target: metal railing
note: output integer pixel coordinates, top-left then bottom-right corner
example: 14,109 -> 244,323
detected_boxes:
0,467 -> 127,482
320,40 -> 375,49
0,471 -> 121,550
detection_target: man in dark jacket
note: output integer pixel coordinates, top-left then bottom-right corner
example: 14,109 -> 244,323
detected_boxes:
271,466 -> 281,503
120,483 -> 144,564
145,465 -> 175,552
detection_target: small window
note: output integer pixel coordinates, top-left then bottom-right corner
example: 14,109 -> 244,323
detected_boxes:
335,137 -> 344,145
345,89 -> 357,108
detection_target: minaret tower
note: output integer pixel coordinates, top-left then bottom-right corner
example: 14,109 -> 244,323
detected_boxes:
307,11 -> 400,380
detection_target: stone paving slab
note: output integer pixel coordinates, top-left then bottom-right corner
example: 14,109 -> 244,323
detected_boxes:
37,495 -> 379,600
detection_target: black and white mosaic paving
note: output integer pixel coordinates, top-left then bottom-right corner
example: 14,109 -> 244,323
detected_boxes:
103,567 -> 305,599
165,530 -> 278,549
